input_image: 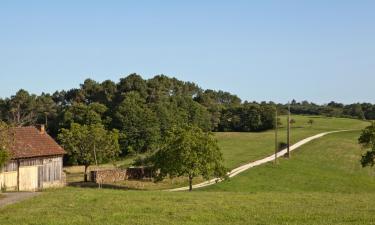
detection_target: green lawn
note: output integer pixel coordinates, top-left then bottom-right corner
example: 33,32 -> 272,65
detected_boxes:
1,188 -> 374,224
1,117 -> 375,224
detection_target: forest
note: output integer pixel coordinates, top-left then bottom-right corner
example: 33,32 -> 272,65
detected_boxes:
0,74 -> 374,160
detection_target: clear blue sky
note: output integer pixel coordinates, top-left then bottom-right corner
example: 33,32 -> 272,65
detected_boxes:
1,0 -> 374,104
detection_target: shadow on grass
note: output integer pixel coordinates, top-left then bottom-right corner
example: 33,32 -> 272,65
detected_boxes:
67,181 -> 139,191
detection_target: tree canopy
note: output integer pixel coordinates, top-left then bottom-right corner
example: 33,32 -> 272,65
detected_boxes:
359,123 -> 375,168
58,123 -> 120,181
147,125 -> 227,191
0,74 -> 374,164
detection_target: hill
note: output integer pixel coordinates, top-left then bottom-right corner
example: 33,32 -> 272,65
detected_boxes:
1,117 -> 374,224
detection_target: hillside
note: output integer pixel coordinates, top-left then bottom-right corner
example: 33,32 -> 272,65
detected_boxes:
206,130 -> 375,193
64,116 -> 369,190
217,115 -> 369,169
1,117 -> 375,224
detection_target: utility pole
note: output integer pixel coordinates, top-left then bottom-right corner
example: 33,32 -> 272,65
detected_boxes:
274,107 -> 278,164
286,102 -> 291,158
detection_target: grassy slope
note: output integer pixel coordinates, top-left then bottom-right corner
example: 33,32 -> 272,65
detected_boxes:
1,117 -> 375,224
64,116 -> 369,190
205,131 -> 375,193
218,115 -> 369,169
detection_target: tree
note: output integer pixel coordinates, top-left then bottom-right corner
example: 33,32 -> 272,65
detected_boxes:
344,104 -> 365,120
112,91 -> 160,154
58,123 -> 120,182
308,119 -> 314,126
8,89 -> 37,126
117,74 -> 148,99
36,93 -> 57,127
62,102 -> 108,127
0,121 -> 12,168
149,125 -> 227,191
359,123 -> 375,167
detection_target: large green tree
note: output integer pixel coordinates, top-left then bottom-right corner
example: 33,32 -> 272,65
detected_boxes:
113,91 -> 160,154
36,93 -> 57,127
62,102 -> 108,127
359,122 -> 375,167
149,125 -> 227,191
58,123 -> 120,182
8,89 -> 37,126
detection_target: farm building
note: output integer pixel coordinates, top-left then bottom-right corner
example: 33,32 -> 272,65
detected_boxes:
0,125 -> 65,191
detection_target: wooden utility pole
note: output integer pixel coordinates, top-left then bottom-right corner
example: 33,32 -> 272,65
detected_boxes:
286,102 -> 291,158
274,108 -> 278,163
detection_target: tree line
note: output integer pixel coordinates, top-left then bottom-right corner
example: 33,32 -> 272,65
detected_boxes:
285,100 -> 375,120
0,74 -> 276,160
1,74 -> 374,161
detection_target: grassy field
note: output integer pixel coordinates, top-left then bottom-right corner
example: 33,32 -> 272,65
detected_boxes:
1,188 -> 375,225
1,117 -> 374,224
218,115 -> 369,169
205,130 -> 375,193
64,115 -> 369,188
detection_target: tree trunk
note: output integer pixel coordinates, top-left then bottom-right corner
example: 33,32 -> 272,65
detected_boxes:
84,165 -> 89,182
44,113 -> 48,127
188,175 -> 193,192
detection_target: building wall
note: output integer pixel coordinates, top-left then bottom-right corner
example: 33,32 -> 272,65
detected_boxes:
0,156 -> 65,191
19,166 -> 39,191
0,171 -> 17,191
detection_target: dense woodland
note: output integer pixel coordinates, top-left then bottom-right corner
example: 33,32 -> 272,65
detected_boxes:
0,74 -> 374,160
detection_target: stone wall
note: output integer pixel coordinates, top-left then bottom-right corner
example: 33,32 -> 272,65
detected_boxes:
90,169 -> 127,183
90,167 -> 154,183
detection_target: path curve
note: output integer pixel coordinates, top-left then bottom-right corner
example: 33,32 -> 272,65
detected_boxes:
0,192 -> 40,209
168,130 -> 350,192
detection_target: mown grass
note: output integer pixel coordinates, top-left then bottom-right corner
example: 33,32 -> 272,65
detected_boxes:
1,188 -> 375,225
1,118 -> 375,224
0,186 -> 372,225
205,131 -> 375,193
217,115 -> 369,169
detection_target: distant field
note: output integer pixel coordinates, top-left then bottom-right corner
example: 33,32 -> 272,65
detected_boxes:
217,115 -> 369,169
1,117 -> 375,224
205,130 -> 375,193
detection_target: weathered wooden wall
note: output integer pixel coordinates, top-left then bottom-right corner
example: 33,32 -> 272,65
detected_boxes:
42,157 -> 62,183
1,160 -> 18,172
0,156 -> 64,191
0,171 -> 17,190
19,166 -> 39,191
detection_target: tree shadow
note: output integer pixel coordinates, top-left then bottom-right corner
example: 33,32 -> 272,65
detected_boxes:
67,181 -> 138,191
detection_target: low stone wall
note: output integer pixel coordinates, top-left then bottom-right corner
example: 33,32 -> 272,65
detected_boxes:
90,169 -> 127,183
90,167 -> 154,183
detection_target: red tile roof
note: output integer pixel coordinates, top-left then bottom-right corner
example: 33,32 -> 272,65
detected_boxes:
10,127 -> 65,159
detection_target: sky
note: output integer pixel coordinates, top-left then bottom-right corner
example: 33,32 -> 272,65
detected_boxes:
0,0 -> 374,104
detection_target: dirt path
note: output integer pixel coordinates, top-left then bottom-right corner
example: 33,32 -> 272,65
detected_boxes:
0,192 -> 41,209
168,130 -> 348,191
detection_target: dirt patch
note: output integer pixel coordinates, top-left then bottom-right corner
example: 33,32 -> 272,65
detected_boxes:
0,192 -> 41,209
